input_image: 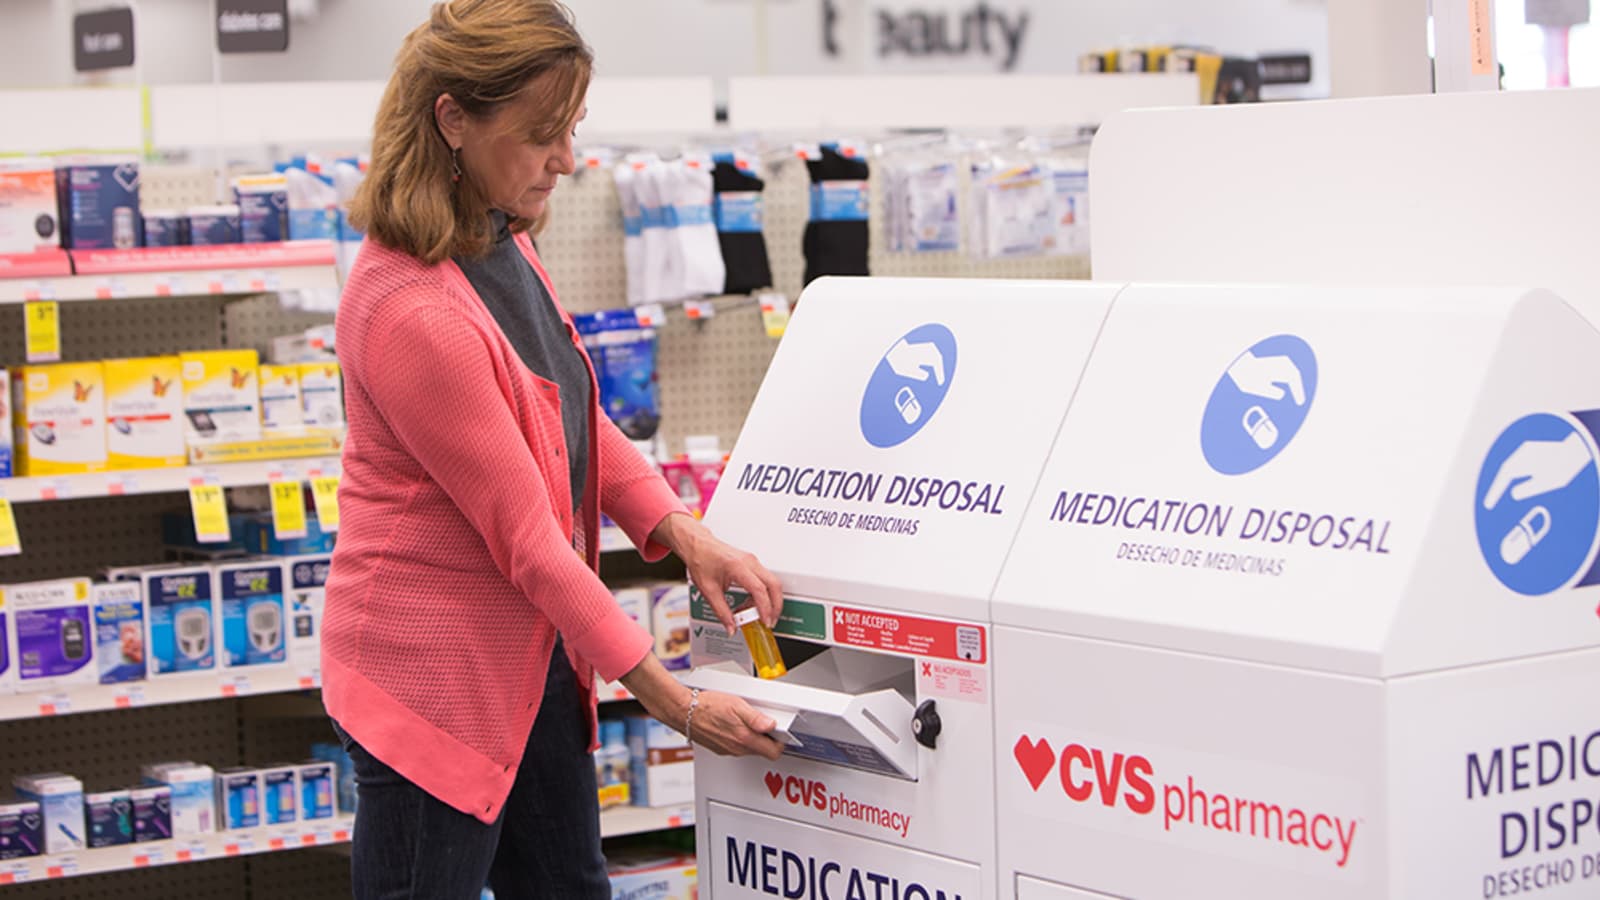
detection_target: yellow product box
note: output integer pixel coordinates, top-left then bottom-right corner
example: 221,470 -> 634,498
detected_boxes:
258,365 -> 304,436
180,350 -> 261,445
298,362 -> 344,430
12,362 -> 107,476
104,356 -> 185,469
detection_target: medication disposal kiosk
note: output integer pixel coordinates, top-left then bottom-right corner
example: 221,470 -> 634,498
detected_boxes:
991,282 -> 1600,900
689,277 -> 1119,900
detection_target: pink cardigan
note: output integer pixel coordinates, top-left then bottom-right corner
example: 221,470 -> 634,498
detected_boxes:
322,233 -> 684,823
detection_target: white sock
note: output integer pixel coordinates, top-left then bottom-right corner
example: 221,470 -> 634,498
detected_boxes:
612,164 -> 647,306
673,160 -> 726,298
636,163 -> 679,304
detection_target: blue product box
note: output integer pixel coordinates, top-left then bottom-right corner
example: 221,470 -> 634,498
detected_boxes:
288,207 -> 337,240
188,205 -> 241,246
217,562 -> 286,668
261,767 -> 297,825
235,186 -> 288,243
216,769 -> 260,830
61,160 -> 141,249
310,743 -> 357,813
142,209 -> 187,247
93,581 -> 146,684
86,790 -> 133,848
0,801 -> 42,859
296,762 -> 333,820
130,786 -> 171,842
139,567 -> 217,676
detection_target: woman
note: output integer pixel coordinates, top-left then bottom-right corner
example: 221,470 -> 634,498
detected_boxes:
323,1 -> 785,897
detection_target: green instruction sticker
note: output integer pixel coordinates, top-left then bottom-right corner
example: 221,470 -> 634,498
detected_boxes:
690,587 -> 826,641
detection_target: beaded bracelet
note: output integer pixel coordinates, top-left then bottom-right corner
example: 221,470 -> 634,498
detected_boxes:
684,687 -> 702,744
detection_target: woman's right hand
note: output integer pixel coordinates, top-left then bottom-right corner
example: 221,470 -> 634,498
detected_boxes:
684,690 -> 785,760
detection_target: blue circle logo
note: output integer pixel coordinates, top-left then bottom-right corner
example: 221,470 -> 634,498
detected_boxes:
860,324 -> 958,449
1200,334 -> 1319,475
1474,413 -> 1600,596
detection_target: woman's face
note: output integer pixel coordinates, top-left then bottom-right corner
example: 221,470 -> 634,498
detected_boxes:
450,73 -> 583,221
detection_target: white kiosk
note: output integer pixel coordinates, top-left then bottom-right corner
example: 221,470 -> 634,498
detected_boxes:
688,277 -> 1119,900
988,90 -> 1600,899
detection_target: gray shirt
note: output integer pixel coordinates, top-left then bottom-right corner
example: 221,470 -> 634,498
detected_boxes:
453,213 -> 591,513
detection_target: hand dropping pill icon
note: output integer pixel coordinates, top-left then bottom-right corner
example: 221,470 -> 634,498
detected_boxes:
1500,505 -> 1551,565
1242,405 -> 1279,450
895,386 -> 922,425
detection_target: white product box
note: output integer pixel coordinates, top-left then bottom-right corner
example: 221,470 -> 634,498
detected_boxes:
606,849 -> 697,899
0,163 -> 61,254
297,362 -> 343,429
613,583 -> 652,633
650,583 -> 690,671
625,716 -> 694,808
3,577 -> 96,690
179,350 -> 261,445
13,362 -> 108,476
214,767 -> 261,830
141,763 -> 215,836
13,773 -> 85,854
215,560 -> 286,669
104,356 -> 185,469
258,365 -> 303,435
92,581 -> 145,684
286,555 -> 330,668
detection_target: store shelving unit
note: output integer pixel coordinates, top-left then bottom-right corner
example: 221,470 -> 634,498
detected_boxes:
0,458 -> 342,504
0,241 -> 339,304
0,666 -> 324,723
0,816 -> 355,887
599,803 -> 695,839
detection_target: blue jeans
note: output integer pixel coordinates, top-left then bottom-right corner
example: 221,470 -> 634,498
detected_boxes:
333,642 -> 609,900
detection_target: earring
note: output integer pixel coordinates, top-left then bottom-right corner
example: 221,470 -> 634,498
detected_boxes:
450,146 -> 463,184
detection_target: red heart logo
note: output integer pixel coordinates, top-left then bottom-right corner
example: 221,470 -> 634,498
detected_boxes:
764,771 -> 784,798
1013,735 -> 1055,791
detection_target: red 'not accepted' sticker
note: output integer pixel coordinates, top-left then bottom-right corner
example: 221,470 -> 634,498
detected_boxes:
831,607 -> 985,663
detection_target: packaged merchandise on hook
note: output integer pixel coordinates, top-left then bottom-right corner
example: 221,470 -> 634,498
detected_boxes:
711,150 -> 774,294
880,140 -> 961,254
802,141 -> 871,285
574,309 -> 662,442
612,154 -> 725,306
967,139 -> 1092,260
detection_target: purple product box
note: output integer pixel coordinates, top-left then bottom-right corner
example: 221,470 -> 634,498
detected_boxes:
16,605 -> 94,682
0,801 -> 42,859
131,786 -> 171,843
60,160 -> 142,249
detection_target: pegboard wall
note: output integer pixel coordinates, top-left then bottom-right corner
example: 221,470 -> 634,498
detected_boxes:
536,154 -> 1089,454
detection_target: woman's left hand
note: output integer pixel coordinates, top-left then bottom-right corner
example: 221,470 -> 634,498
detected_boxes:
652,512 -> 783,634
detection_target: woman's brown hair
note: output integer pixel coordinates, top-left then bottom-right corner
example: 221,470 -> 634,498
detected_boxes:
350,0 -> 591,264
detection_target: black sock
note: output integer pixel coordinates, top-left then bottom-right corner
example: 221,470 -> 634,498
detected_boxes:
803,146 -> 870,286
712,161 -> 774,294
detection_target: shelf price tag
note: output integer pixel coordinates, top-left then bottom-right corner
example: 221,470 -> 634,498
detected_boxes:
188,484 -> 230,544
37,693 -> 71,716
309,475 -> 340,532
0,499 -> 20,557
113,685 -> 146,709
634,304 -> 665,328
25,300 -> 61,363
269,479 -> 307,540
757,291 -> 791,339
684,300 -> 715,321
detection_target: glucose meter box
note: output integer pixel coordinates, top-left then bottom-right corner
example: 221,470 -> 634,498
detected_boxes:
216,560 -> 286,668
92,580 -> 145,684
105,356 -> 185,469
131,565 -> 218,676
60,157 -> 141,250
4,577 -> 96,690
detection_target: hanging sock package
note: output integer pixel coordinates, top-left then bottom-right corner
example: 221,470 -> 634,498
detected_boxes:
882,150 -> 960,254
633,160 -> 681,304
667,157 -> 726,300
612,161 -> 648,307
575,310 -> 661,441
712,154 -> 773,293
802,142 -> 870,286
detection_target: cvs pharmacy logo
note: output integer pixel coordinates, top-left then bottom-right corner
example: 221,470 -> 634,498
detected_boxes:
1012,734 -> 1360,869
762,771 -> 914,838
767,771 -> 826,810
1012,736 -> 1155,813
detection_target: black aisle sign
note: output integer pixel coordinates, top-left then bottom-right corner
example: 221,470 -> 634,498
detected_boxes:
217,0 -> 290,53
74,7 -> 135,72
